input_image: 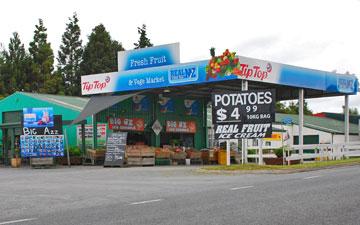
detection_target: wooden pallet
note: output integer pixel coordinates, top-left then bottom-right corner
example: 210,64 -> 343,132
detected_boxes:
30,158 -> 55,169
127,157 -> 155,166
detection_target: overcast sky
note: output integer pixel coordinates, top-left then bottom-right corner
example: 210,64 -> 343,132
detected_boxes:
1,0 -> 359,113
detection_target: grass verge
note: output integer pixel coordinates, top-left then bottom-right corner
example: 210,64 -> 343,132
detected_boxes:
202,157 -> 360,171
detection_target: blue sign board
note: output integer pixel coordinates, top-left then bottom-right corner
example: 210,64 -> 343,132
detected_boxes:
23,107 -> 54,128
118,43 -> 180,71
20,135 -> 64,158
82,50 -> 358,95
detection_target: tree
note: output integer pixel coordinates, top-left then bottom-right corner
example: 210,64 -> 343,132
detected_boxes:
348,107 -> 359,116
80,24 -> 124,75
29,19 -> 60,93
57,12 -> 83,96
0,45 -> 5,97
134,24 -> 153,49
1,32 -> 32,95
276,100 -> 313,115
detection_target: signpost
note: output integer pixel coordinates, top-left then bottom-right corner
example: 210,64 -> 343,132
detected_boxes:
104,132 -> 127,167
108,117 -> 145,131
212,89 -> 275,140
152,120 -> 162,136
21,114 -> 64,158
212,89 -> 275,165
76,124 -> 107,147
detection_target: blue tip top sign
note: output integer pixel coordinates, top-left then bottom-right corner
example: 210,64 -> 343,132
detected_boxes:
117,43 -> 180,71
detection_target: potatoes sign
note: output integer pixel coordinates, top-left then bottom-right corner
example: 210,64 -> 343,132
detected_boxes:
212,89 -> 275,139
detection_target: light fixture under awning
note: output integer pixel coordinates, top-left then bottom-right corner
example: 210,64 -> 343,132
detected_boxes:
71,93 -> 140,125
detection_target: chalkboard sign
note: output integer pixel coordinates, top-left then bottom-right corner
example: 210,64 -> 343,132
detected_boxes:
104,132 -> 127,167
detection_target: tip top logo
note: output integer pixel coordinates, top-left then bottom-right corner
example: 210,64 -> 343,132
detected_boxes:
82,76 -> 110,92
206,49 -> 272,81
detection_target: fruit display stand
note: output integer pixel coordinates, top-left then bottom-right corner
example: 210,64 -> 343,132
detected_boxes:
201,149 -> 218,165
126,145 -> 155,166
155,148 -> 172,166
30,157 -> 54,168
83,149 -> 105,165
186,149 -> 202,165
171,151 -> 187,165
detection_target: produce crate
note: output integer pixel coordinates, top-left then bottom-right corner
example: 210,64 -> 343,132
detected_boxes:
172,152 -> 187,160
83,149 -> 105,165
155,158 -> 171,166
30,158 -> 54,168
201,149 -> 218,165
155,151 -> 171,159
188,151 -> 202,159
126,145 -> 155,166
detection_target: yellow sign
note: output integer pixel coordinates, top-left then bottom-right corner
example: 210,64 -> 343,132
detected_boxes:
263,133 -> 282,141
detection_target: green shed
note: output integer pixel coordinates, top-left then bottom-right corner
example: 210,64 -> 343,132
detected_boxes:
0,92 -> 90,164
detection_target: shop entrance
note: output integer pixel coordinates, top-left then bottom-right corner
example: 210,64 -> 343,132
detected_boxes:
160,133 -> 194,148
126,131 -> 151,145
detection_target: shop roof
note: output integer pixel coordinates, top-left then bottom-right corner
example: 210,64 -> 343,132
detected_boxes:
275,113 -> 359,135
313,112 -> 360,124
81,54 -> 358,99
19,92 -> 89,112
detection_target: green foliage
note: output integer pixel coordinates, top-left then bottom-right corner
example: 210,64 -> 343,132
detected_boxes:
29,19 -> 58,93
349,107 -> 359,116
69,146 -> 81,156
276,101 -> 313,115
247,149 -> 256,155
273,147 -> 283,158
210,47 -> 216,58
0,32 -> 32,95
134,24 -> 153,49
80,24 -> 124,75
0,49 -> 5,96
57,12 -> 83,96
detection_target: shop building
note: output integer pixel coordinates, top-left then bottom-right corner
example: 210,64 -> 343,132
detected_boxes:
74,43 -> 358,159
0,92 -> 89,165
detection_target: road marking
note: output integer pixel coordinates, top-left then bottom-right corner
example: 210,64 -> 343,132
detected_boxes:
230,186 -> 254,190
0,218 -> 37,225
303,175 -> 321,180
129,199 -> 163,205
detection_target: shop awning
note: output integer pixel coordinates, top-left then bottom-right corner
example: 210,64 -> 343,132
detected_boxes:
71,93 -> 139,125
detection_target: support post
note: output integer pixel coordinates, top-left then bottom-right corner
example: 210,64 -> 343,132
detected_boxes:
10,128 -> 14,159
65,129 -> 71,167
81,123 -> 86,156
344,95 -> 350,157
241,80 -> 248,163
299,89 -> 304,163
344,95 -> 349,144
92,114 -> 98,149
259,139 -> 263,165
226,140 -> 230,166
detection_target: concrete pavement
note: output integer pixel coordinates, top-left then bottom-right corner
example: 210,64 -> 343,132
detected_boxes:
0,165 -> 359,225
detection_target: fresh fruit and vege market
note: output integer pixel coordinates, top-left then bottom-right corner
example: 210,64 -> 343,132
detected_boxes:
0,42 -> 358,167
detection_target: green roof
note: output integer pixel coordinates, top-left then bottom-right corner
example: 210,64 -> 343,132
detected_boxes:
276,113 -> 359,135
19,92 -> 89,112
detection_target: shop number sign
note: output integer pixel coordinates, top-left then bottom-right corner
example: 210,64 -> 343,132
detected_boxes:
108,117 -> 145,131
212,89 -> 275,139
166,120 -> 196,133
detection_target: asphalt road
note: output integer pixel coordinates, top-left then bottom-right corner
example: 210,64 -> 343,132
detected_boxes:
0,165 -> 359,225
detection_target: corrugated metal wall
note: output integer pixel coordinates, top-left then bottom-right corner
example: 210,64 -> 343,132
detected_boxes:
96,94 -> 207,150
